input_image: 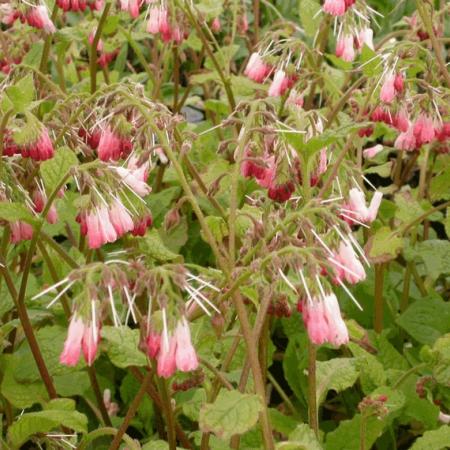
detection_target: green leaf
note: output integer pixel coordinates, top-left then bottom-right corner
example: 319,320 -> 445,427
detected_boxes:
397,297 -> 450,345
298,0 -> 321,37
146,186 -> 181,227
269,409 -> 298,436
429,168 -> 450,202
40,146 -> 78,193
5,74 -> 35,113
8,409 -> 87,448
359,45 -> 382,77
365,226 -> 403,263
203,216 -> 228,242
277,423 -> 323,450
431,334 -> 450,385
102,326 -> 147,368
181,388 -> 207,422
316,358 -> 359,404
409,426 -> 450,450
199,390 -> 263,440
22,42 -> 44,67
142,441 -> 184,450
407,240 -> 450,280
140,229 -> 181,262
0,202 -> 36,224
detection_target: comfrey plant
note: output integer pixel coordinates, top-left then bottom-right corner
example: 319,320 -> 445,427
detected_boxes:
0,0 -> 449,449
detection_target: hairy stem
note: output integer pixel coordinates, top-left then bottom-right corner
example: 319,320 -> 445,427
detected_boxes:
308,341 -> 318,435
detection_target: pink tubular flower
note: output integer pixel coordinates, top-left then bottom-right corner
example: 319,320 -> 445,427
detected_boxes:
108,199 -> 134,237
345,187 -> 382,224
97,127 -> 122,161
85,205 -> 118,249
244,52 -> 271,83
413,114 -> 435,147
81,323 -> 100,365
363,144 -> 383,159
211,17 -> 221,32
380,73 -> 396,104
323,293 -> 349,345
302,300 -> 329,345
174,318 -> 199,372
336,34 -> 355,62
356,28 -> 374,50
287,89 -> 304,107
20,127 -> 55,161
394,109 -> 409,133
268,69 -> 289,97
33,191 -> 58,224
395,125 -> 417,151
60,316 -> 85,366
115,165 -> 151,197
146,330 -> 161,359
323,0 -> 346,16
10,221 -> 33,243
147,7 -> 160,33
131,213 -> 153,236
331,241 -> 366,284
26,5 -> 56,33
157,335 -> 177,378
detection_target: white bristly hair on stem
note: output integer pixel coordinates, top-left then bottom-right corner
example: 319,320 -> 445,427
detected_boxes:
328,256 -> 363,280
347,233 -> 370,266
184,284 -> 213,316
336,278 -> 363,311
186,272 -> 221,292
32,277 -> 70,300
91,301 -> 98,342
278,268 -> 297,293
46,281 -> 76,309
310,228 -> 334,257
123,285 -> 137,324
298,269 -> 313,304
162,307 -> 169,349
107,284 -> 120,327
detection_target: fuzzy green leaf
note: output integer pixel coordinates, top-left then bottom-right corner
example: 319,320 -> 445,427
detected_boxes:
0,202 -> 36,224
199,390 -> 263,440
409,426 -> 450,450
40,146 -> 78,193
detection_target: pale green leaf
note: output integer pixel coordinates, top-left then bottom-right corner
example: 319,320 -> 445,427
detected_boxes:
199,390 -> 263,440
409,426 -> 450,450
40,146 -> 78,193
0,202 -> 36,224
365,226 -> 403,263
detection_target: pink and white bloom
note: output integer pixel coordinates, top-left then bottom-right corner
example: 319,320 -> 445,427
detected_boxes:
157,335 -> 177,378
323,293 -> 349,345
244,52 -> 271,83
81,323 -> 100,365
26,5 -> 56,33
336,34 -> 355,62
146,330 -> 161,359
108,199 -> 134,237
380,73 -> 396,104
331,241 -> 366,284
115,161 -> 151,197
323,0 -> 346,16
413,114 -> 435,147
268,69 -> 289,97
97,127 -> 122,161
286,89 -> 304,107
20,126 -> 54,161
10,221 -> 33,243
395,125 -> 417,151
356,28 -> 374,50
301,300 -> 329,345
174,318 -> 199,372
60,316 -> 85,366
211,17 -> 221,32
363,144 -> 383,159
345,187 -> 383,224
85,205 -> 118,249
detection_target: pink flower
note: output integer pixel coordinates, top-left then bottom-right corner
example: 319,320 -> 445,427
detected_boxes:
331,241 -> 366,284
10,221 -> 33,243
174,318 -> 199,372
85,205 -> 118,249
345,187 -> 382,224
60,316 -> 85,366
356,28 -> 374,50
380,73 -> 396,104
395,125 -> 417,151
108,199 -> 134,236
97,127 -> 122,161
26,5 -> 56,33
146,330 -> 161,359
211,17 -> 221,32
394,73 -> 404,93
131,213 -> 153,236
413,114 -> 435,147
268,69 -> 289,97
302,300 -> 329,345
157,335 -> 177,378
33,191 -> 58,224
323,293 -> 349,345
323,0 -> 346,16
394,109 -> 409,132
20,127 -> 54,161
286,89 -> 304,107
268,181 -> 295,202
120,0 -> 140,18
115,166 -> 151,196
147,7 -> 160,33
363,144 -> 383,159
244,52 -> 270,83
336,35 -> 355,62
82,323 -> 100,365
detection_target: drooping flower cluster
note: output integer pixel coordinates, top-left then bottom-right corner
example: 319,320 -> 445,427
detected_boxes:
60,315 -> 100,366
147,5 -> 183,43
323,0 -> 355,16
25,5 -> 56,34
5,124 -> 55,161
147,317 -> 199,378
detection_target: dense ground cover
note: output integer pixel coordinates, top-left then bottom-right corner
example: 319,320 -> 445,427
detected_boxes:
0,0 -> 449,448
